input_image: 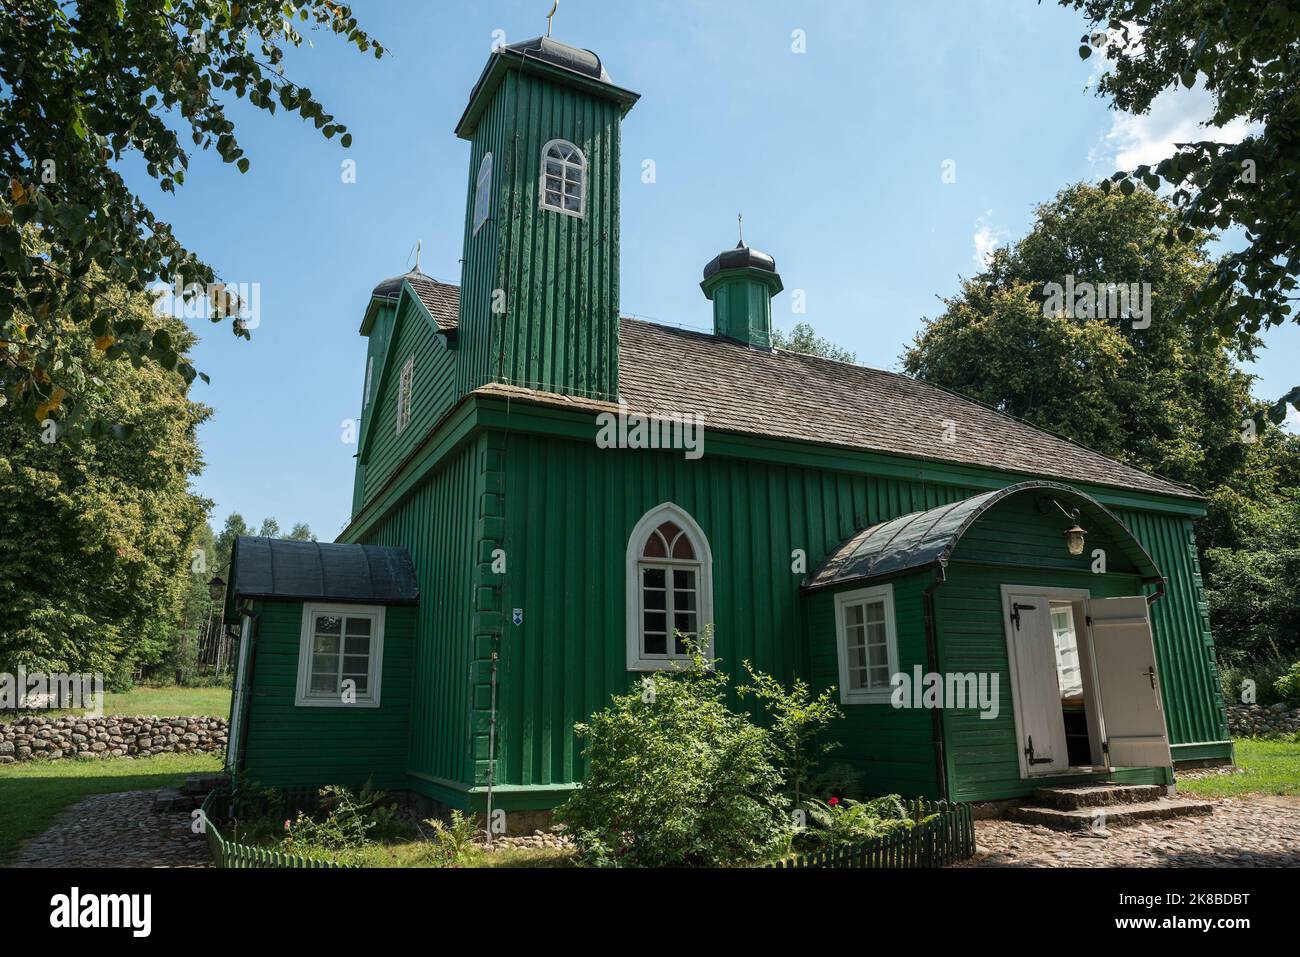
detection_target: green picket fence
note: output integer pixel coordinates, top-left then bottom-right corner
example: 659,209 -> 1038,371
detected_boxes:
200,788 -> 355,869
768,799 -> 975,869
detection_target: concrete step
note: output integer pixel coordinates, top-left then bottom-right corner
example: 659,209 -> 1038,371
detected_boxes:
1032,783 -> 1168,810
1008,797 -> 1214,831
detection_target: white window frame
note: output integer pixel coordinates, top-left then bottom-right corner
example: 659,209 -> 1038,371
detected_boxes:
833,584 -> 899,705
295,603 -> 386,708
538,139 -> 587,219
363,354 -> 374,408
472,152 -> 493,235
395,354 -> 414,436
625,502 -> 714,671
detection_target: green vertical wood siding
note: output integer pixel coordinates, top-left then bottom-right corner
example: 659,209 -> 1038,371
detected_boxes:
494,430 -> 980,792
1116,508 -> 1229,749
363,439 -> 483,798
240,599 -> 414,789
807,576 -> 940,796
360,294 -> 459,508
458,70 -> 623,401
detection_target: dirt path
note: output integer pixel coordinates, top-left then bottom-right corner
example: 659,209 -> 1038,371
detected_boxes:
11,789 -> 211,868
961,795 -> 1300,867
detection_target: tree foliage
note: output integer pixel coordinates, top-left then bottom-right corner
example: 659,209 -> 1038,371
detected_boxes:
0,282 -> 209,681
772,321 -> 857,363
1064,0 -> 1300,427
904,183 -> 1254,495
0,0 -> 383,422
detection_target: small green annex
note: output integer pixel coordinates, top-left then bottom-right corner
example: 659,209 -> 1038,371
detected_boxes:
224,35 -> 1232,814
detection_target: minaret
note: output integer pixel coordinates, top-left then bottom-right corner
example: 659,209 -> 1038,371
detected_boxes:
453,36 -> 639,401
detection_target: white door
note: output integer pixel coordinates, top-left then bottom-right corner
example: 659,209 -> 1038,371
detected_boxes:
1005,592 -> 1070,776
1090,597 -> 1171,768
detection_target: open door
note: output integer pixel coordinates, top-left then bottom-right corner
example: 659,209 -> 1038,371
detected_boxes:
1089,597 -> 1171,768
1003,591 -> 1070,776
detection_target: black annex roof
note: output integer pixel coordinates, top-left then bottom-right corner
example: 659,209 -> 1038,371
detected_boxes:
804,481 -> 1163,591
372,277 -> 1202,502
224,537 -> 418,620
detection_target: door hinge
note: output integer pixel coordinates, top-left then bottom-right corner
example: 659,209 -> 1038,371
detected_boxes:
1010,602 -> 1037,631
1024,735 -> 1053,766
1101,739 -> 1109,755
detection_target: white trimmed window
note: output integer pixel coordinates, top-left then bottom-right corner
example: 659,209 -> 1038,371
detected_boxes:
395,354 -> 414,435
834,585 -> 898,704
626,503 -> 713,671
539,139 -> 586,218
363,355 -> 374,408
473,152 -> 493,235
295,603 -> 385,708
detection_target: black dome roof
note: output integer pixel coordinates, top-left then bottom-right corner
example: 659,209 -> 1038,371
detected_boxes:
702,242 -> 778,281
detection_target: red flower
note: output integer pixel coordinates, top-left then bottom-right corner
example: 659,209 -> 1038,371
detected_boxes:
828,797 -> 840,807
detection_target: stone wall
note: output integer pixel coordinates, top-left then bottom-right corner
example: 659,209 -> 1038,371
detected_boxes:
0,714 -> 228,763
1225,702 -> 1300,738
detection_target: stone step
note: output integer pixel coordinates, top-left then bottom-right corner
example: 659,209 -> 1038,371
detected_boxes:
1032,783 -> 1168,810
1008,797 -> 1214,831
180,771 -> 229,796
152,787 -> 201,813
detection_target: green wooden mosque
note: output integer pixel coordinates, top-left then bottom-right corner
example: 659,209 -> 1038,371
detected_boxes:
222,36 -> 1232,817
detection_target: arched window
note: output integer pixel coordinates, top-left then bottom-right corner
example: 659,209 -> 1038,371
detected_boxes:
626,503 -> 713,670
472,152 -> 492,235
539,139 -> 586,218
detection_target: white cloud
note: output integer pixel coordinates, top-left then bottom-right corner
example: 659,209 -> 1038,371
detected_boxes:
972,212 -> 1006,269
1094,85 -> 1254,171
1285,404 -> 1300,435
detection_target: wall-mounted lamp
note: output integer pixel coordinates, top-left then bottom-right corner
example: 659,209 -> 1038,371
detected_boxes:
1063,520 -> 1087,556
207,575 -> 226,602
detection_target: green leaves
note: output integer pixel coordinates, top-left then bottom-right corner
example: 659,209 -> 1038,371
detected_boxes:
0,0 -> 385,421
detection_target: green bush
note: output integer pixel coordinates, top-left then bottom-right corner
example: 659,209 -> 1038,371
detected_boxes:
1219,653 -> 1294,707
555,638 -> 792,867
282,785 -> 404,852
797,794 -> 922,850
1274,662 -> 1300,706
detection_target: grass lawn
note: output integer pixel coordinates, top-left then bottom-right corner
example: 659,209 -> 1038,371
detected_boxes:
327,842 -> 576,868
43,684 -> 231,720
1176,737 -> 1300,798
0,752 -> 223,865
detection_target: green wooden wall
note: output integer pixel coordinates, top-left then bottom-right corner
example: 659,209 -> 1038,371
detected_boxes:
239,599 -> 415,790
458,69 -> 624,402
358,292 -> 459,509
363,437 -> 486,804
806,574 -> 939,797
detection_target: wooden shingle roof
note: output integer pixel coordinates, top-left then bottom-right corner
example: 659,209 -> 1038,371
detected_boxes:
375,279 -> 1200,502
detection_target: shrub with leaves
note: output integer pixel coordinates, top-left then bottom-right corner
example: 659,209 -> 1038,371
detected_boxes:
555,637 -> 791,867
737,659 -> 842,806
797,795 -> 923,851
282,785 -> 402,853
1274,663 -> 1300,707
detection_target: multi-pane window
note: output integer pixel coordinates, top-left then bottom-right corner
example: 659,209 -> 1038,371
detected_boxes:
626,504 -> 713,670
473,152 -> 493,235
295,604 -> 385,707
639,521 -> 699,657
395,354 -> 414,436
539,140 -> 586,217
834,586 -> 897,704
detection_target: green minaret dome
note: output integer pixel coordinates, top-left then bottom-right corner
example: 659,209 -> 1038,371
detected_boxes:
700,241 -> 784,349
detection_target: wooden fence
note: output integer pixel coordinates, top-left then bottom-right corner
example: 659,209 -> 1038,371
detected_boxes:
200,788 -> 355,869
768,799 -> 975,869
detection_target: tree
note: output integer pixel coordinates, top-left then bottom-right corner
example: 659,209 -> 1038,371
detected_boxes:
1064,0 -> 1300,430
0,1 -> 384,422
0,281 -> 209,682
772,321 -> 857,362
904,183 -> 1255,497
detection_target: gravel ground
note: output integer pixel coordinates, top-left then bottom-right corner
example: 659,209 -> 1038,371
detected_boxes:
961,795 -> 1300,868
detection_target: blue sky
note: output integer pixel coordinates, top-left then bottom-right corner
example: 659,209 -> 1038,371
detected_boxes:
130,0 -> 1300,540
